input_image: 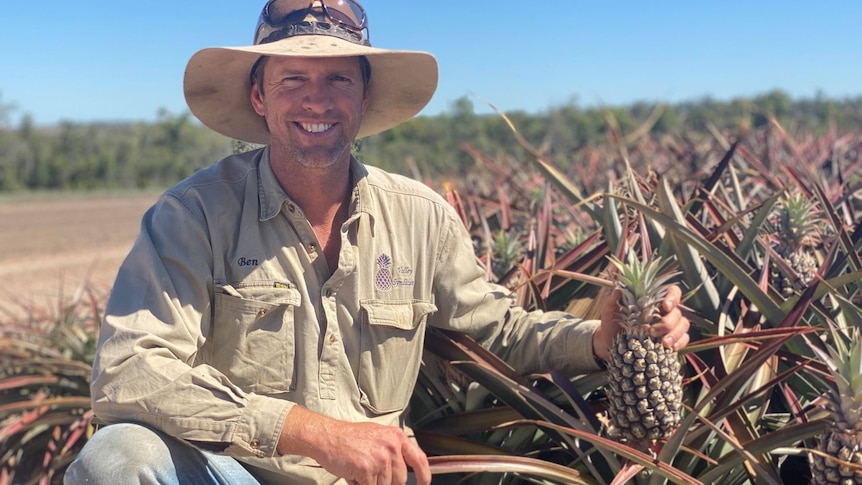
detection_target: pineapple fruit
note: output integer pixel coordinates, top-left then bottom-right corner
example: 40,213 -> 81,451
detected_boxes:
604,255 -> 683,444
769,189 -> 824,297
810,335 -> 862,485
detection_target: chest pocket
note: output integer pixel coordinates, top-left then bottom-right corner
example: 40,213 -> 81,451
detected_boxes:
212,284 -> 301,394
358,300 -> 437,415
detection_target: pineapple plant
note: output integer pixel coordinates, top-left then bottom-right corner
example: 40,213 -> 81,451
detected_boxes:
769,189 -> 824,297
604,254 -> 683,445
490,230 -> 522,278
810,334 -> 862,485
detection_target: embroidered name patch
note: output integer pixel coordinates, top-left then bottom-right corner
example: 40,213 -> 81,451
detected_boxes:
237,257 -> 259,267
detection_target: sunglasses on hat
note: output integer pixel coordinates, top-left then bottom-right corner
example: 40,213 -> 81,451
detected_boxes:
254,0 -> 368,45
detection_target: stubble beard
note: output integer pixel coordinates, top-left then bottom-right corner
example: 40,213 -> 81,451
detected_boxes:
284,125 -> 353,171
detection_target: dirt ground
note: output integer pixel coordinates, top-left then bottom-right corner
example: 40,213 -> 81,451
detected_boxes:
0,192 -> 160,317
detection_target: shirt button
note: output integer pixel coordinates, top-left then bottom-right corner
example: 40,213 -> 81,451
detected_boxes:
256,309 -> 267,317
250,439 -> 260,448
329,335 -> 337,345
287,204 -> 295,213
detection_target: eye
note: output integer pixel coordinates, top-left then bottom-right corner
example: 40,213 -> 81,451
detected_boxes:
278,76 -> 305,87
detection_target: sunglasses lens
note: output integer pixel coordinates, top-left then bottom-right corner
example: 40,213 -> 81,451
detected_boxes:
324,0 -> 366,29
266,0 -> 312,23
255,0 -> 369,44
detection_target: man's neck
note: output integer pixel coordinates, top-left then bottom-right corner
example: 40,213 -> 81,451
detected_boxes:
270,156 -> 353,225
270,154 -> 353,272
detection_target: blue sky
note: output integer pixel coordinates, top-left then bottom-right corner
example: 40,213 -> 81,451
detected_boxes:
2,1 -> 860,127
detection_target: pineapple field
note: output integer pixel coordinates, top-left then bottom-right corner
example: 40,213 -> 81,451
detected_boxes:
2,114 -> 862,484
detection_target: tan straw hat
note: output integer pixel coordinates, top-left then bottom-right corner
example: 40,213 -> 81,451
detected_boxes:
183,2 -> 438,145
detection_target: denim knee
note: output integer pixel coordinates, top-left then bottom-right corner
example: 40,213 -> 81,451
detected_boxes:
64,423 -> 181,485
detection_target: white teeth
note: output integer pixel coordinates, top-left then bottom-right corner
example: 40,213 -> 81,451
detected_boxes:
300,123 -> 332,133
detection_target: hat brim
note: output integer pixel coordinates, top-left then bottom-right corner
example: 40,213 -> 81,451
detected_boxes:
183,35 -> 438,145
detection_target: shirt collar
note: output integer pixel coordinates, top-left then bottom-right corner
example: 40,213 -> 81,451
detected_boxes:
257,147 -> 376,222
257,147 -> 288,222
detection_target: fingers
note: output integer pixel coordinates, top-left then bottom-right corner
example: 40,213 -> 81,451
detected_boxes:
308,418 -> 425,485
601,289 -> 623,322
355,428 -> 420,485
662,284 -> 682,313
366,430 -> 413,485
378,459 -> 393,485
656,310 -> 690,350
402,439 -> 431,485
667,331 -> 690,351
597,288 -> 624,358
650,285 -> 690,351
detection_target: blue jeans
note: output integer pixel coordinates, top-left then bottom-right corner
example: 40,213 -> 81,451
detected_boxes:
64,423 -> 263,485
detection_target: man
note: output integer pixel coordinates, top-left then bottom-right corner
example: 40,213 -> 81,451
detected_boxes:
66,1 -> 690,484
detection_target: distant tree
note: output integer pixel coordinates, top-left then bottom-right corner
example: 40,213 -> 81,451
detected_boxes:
0,91 -> 16,129
1,91 -> 861,192
751,89 -> 794,128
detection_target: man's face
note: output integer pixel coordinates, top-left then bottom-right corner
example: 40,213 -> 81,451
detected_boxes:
251,56 -> 369,170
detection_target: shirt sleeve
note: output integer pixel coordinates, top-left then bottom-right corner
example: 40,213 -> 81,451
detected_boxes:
90,193 -> 291,459
428,210 -> 603,375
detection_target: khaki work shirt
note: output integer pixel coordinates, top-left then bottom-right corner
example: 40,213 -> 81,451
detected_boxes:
91,148 -> 601,484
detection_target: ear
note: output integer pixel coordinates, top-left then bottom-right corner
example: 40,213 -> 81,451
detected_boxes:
250,82 -> 266,116
360,88 -> 369,117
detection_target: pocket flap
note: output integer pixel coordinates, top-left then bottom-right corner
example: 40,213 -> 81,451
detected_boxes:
216,284 -> 302,309
362,301 -> 437,330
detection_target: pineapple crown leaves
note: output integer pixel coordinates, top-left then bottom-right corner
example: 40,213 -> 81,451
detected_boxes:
805,333 -> 862,426
827,335 -> 862,400
769,189 -> 824,250
491,230 -> 522,263
607,253 -> 680,328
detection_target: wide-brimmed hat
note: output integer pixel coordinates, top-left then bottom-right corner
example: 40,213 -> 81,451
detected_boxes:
183,10 -> 438,145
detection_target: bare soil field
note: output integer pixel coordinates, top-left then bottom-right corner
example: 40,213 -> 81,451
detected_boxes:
0,192 -> 160,317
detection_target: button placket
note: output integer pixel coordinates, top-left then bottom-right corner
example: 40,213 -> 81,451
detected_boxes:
318,283 -> 342,400
284,203 -> 327,273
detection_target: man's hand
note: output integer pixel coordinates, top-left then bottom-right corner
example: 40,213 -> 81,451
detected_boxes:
593,285 -> 690,362
278,406 -> 431,485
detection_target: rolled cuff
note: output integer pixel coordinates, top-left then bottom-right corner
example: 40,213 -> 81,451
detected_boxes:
229,395 -> 294,458
552,319 -> 603,375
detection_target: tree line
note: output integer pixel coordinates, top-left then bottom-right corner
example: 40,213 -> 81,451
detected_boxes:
1,89 -> 860,192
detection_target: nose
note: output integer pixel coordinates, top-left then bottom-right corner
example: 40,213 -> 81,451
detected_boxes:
301,80 -> 334,113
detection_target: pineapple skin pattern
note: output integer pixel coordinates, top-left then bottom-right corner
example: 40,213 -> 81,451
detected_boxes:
810,336 -> 862,485
811,432 -> 862,485
607,330 -> 682,442
604,256 -> 683,444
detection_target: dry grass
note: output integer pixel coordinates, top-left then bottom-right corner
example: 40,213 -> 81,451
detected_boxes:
0,192 -> 157,319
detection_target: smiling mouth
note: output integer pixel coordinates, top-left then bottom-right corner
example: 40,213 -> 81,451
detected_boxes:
299,122 -> 334,133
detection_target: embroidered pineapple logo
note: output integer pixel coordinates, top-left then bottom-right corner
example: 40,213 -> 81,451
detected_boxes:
375,254 -> 393,292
